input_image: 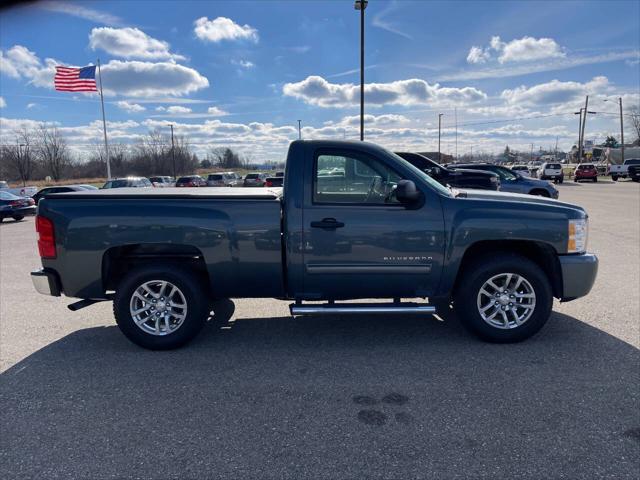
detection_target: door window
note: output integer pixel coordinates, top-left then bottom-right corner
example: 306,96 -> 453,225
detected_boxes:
314,153 -> 401,204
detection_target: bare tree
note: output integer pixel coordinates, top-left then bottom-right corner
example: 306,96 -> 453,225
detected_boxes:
37,126 -> 70,181
2,129 -> 36,185
628,105 -> 640,144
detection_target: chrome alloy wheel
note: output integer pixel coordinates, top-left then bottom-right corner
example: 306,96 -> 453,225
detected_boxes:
129,280 -> 188,336
476,273 -> 536,329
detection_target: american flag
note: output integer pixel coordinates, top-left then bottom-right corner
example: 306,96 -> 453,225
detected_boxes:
54,65 -> 98,92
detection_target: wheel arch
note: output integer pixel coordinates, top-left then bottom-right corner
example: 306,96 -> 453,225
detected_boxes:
451,240 -> 563,299
102,243 -> 211,294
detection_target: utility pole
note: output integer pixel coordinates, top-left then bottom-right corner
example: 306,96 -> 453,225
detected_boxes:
554,136 -> 558,161
578,95 -> 589,163
530,143 -> 534,162
437,113 -> 443,163
169,124 -> 176,179
619,97 -> 625,164
355,0 -> 368,141
297,120 -> 302,140
454,107 -> 458,160
575,107 -> 584,162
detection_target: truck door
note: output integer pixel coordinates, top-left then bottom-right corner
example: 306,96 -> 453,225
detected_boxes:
301,148 -> 445,300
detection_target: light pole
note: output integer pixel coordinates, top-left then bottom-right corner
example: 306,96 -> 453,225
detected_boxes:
168,124 -> 176,179
355,0 -> 368,141
17,142 -> 26,186
437,113 -> 443,163
297,120 -> 302,140
604,97 -> 624,164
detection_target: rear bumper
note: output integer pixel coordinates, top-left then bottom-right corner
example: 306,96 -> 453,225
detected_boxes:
558,253 -> 598,301
0,206 -> 36,218
31,269 -> 62,296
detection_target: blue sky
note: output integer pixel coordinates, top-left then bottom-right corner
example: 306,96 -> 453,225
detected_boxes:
1,0 -> 639,161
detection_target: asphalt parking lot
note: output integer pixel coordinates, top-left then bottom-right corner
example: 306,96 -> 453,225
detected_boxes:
1,180 -> 639,479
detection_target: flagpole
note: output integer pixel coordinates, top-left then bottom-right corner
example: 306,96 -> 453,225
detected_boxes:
97,58 -> 111,179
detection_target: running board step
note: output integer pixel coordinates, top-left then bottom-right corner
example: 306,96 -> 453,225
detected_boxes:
290,302 -> 436,316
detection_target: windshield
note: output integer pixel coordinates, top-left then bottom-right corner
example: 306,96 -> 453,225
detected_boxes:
493,167 -> 518,181
624,159 -> 640,165
102,180 -> 129,188
389,151 -> 452,196
0,191 -> 20,200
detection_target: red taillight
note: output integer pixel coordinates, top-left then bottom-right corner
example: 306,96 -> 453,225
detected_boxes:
265,180 -> 273,187
9,200 -> 21,207
36,215 -> 56,259
28,198 -> 35,206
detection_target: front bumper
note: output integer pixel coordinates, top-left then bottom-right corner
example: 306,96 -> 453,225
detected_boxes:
31,269 -> 61,296
558,253 -> 598,301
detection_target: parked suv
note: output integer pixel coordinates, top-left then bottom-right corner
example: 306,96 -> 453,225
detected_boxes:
539,162 -> 564,183
175,175 -> 207,187
574,164 -> 598,182
449,164 -> 559,198
511,165 -> 531,177
149,176 -> 174,187
206,172 -> 243,187
243,173 -> 268,187
396,152 -> 500,190
102,177 -> 152,189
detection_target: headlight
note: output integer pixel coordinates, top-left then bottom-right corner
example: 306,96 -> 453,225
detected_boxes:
568,219 -> 588,253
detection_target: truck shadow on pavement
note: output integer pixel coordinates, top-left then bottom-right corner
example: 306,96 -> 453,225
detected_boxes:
1,311 -> 639,479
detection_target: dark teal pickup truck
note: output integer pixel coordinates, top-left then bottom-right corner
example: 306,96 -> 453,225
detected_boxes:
31,140 -> 598,349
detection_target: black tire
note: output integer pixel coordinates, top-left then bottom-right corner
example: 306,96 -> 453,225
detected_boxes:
453,254 -> 553,343
113,264 -> 209,350
612,175 -> 618,181
593,177 -> 597,182
12,215 -> 24,221
558,177 -> 563,184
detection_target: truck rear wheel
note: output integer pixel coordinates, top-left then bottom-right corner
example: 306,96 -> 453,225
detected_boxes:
453,254 -> 552,343
113,265 -> 209,350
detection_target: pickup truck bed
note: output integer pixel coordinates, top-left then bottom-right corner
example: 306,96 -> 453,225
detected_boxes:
38,187 -> 285,300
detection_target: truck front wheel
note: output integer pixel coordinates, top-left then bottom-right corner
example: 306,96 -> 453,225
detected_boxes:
114,265 -> 209,349
453,254 -> 552,343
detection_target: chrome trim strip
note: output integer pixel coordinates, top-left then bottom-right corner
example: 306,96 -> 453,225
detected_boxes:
290,304 -> 436,315
306,264 -> 431,274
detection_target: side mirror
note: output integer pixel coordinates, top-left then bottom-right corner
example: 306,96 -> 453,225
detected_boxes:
395,179 -> 421,205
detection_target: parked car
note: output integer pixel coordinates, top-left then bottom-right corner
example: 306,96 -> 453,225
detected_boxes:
396,152 -> 500,191
175,175 -> 207,187
31,139 -> 597,350
0,182 -> 38,197
274,171 -> 285,178
610,158 -> 640,181
448,163 -> 559,198
102,177 -> 153,189
265,176 -> 284,187
206,172 -> 243,187
0,191 -> 36,222
574,164 -> 598,182
76,184 -> 99,190
149,176 -> 175,187
539,162 -> 564,184
511,165 -> 531,177
243,173 -> 269,187
32,185 -> 93,204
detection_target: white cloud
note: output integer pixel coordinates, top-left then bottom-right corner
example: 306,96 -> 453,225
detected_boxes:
0,45 -> 42,79
207,106 -> 228,116
466,35 -> 565,64
89,27 -> 185,61
37,1 -> 123,26
100,60 -> 209,97
194,17 -> 258,43
231,59 -> 255,69
166,106 -> 192,114
26,103 -> 37,109
442,50 -> 639,81
282,75 -> 487,108
498,36 -> 565,63
326,114 -> 411,127
155,106 -> 166,111
0,97 -> 6,108
467,46 -> 490,64
501,76 -> 610,106
116,101 -> 146,113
